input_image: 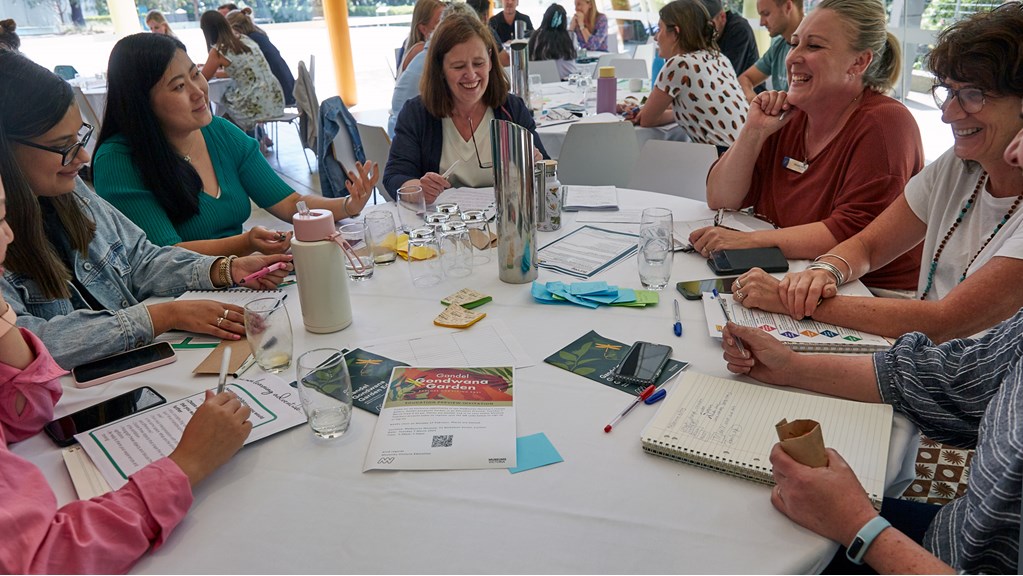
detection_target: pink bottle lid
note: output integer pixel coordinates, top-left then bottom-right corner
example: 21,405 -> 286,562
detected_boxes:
293,208 -> 336,241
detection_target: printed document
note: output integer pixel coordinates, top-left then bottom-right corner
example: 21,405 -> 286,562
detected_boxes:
537,225 -> 639,279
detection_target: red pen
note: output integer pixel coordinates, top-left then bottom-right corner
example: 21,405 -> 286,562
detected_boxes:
604,385 -> 656,433
239,261 -> 287,284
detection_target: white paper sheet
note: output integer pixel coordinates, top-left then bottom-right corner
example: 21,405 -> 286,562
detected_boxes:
357,320 -> 534,369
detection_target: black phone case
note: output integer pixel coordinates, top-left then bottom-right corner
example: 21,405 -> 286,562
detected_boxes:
707,247 -> 789,275
611,343 -> 672,386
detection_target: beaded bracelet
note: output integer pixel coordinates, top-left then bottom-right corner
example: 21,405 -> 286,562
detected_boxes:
815,253 -> 853,282
807,261 -> 844,286
226,255 -> 238,287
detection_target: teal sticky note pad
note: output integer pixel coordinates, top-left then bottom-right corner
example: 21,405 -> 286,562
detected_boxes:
568,281 -> 609,295
509,433 -> 563,474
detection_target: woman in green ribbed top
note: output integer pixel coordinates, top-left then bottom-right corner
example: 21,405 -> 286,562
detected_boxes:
92,33 -> 377,257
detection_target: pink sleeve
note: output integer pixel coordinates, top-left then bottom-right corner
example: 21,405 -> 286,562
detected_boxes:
0,328 -> 67,442
2,457 -> 193,574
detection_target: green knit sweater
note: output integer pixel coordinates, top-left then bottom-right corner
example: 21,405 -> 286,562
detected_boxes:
93,116 -> 293,246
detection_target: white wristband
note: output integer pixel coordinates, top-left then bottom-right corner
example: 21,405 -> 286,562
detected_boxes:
846,516 -> 891,565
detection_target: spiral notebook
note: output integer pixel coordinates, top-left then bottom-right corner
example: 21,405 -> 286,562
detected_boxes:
641,371 -> 892,509
175,288 -> 285,308
702,293 -> 891,353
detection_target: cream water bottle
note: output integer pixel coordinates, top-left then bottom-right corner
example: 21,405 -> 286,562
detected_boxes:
291,202 -> 353,333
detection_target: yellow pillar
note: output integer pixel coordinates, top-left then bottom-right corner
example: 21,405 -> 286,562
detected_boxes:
322,0 -> 358,106
108,0 -> 141,36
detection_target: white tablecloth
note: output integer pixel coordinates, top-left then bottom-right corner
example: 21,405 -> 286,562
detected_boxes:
13,191 -> 917,574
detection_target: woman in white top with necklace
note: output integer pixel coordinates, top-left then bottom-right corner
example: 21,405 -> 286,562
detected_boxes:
731,3 -> 1023,342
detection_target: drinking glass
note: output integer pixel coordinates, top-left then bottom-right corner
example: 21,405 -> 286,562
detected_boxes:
438,221 -> 474,279
638,207 -> 674,290
244,297 -> 293,373
339,222 -> 375,280
296,348 -> 353,439
364,211 -> 398,265
397,185 -> 426,233
461,209 -> 493,265
528,73 -> 543,112
577,76 -> 592,109
408,227 -> 444,288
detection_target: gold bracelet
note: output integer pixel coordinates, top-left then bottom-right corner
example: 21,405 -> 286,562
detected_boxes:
215,257 -> 231,288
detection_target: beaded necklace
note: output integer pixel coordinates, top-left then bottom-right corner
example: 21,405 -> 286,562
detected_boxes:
920,171 -> 1023,300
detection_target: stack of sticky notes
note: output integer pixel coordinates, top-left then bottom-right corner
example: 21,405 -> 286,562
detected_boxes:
531,281 -> 659,309
434,288 -> 491,328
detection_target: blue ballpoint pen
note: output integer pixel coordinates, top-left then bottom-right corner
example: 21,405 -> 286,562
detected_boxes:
672,299 -> 683,337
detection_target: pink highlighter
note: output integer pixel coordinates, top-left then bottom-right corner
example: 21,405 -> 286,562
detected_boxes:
239,261 -> 288,284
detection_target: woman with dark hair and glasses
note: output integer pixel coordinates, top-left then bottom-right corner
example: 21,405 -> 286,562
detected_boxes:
93,33 -> 376,257
527,4 -> 578,81
0,50 -> 292,369
733,2 -> 1023,342
384,12 -> 548,202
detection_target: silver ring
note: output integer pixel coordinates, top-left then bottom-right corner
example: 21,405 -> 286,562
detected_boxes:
735,290 -> 745,300
216,317 -> 224,327
222,309 -> 230,319
734,278 -> 743,290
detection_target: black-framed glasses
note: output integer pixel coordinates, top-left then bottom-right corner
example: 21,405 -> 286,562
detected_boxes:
467,115 -> 493,170
931,84 -> 986,114
15,122 -> 93,166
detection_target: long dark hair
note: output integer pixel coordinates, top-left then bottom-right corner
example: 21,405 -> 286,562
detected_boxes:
528,4 -> 576,62
0,51 -> 96,299
96,33 -> 203,224
201,9 -> 250,55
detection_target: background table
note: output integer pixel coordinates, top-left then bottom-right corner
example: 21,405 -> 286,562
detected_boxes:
74,76 -> 234,120
14,190 -> 917,574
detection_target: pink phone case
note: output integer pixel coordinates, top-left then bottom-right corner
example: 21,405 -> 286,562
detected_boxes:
72,346 -> 178,388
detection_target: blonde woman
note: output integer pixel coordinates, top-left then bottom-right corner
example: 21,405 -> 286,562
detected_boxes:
569,0 -> 607,51
145,10 -> 176,37
400,0 -> 445,74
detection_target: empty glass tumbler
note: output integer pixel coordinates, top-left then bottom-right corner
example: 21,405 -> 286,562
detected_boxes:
461,209 -> 493,266
407,227 -> 444,288
438,221 -> 473,278
296,348 -> 353,439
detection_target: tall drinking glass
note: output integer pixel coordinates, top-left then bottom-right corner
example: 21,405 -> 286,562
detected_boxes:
397,185 -> 426,233
638,207 -> 674,290
244,297 -> 293,373
296,348 -> 353,439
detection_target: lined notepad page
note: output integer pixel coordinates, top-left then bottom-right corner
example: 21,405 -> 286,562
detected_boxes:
642,372 -> 892,506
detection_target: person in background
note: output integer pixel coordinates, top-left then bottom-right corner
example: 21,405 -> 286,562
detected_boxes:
384,12 -> 548,201
94,33 -> 377,257
145,10 -> 176,37
389,2 -> 480,138
569,0 -> 607,51
625,0 -> 747,151
466,0 -> 511,66
0,51 -> 290,369
198,9 -> 283,136
699,0 -> 758,82
217,2 -> 239,15
528,3 -> 578,80
399,0 -> 445,75
738,0 -> 803,101
226,8 -> 296,106
0,18 -> 19,52
489,0 -> 533,43
719,304 -> 1023,573
693,0 -> 924,295
734,2 -> 1023,342
0,170 -> 254,574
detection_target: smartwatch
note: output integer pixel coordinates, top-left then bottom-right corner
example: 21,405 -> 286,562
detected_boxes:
846,516 -> 891,565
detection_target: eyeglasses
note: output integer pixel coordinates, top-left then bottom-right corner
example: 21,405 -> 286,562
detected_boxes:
15,123 -> 94,167
931,84 -> 986,114
467,115 -> 493,170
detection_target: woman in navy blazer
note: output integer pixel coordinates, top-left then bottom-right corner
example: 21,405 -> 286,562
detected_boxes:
385,11 -> 548,202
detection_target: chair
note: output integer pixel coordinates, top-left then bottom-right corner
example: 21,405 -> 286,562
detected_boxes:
627,139 -> 718,200
606,29 -> 619,53
557,121 -> 639,187
71,85 -> 102,157
54,65 -> 79,80
590,53 -> 618,78
258,59 -> 315,172
609,58 -> 649,80
355,122 -> 393,203
632,43 -> 655,72
528,59 -> 562,83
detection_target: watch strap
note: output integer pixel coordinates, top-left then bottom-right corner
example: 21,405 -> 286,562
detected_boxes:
846,516 -> 891,565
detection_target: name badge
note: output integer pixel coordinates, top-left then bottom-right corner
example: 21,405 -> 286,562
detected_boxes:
782,157 -> 808,174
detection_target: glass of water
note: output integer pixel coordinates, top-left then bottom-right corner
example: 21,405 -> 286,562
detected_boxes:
638,207 -> 674,290
396,185 -> 426,233
244,297 -> 293,373
339,222 -> 375,281
296,348 -> 353,439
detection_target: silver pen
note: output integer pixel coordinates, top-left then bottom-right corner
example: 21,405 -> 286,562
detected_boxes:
714,290 -> 746,355
216,347 -> 232,395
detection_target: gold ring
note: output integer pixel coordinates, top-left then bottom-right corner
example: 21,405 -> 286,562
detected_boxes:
222,309 -> 230,319
736,290 -> 745,300
216,317 -> 224,327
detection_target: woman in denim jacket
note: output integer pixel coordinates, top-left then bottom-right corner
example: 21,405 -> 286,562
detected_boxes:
0,52 -> 291,369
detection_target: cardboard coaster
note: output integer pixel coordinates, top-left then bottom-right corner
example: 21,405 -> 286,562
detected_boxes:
434,303 -> 486,328
468,229 -> 497,250
441,288 -> 492,309
775,418 -> 828,468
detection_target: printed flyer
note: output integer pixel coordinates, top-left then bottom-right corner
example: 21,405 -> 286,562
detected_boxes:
363,366 -> 516,471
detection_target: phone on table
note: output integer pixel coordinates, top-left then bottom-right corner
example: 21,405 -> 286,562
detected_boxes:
676,276 -> 740,301
707,247 -> 789,276
71,342 -> 177,388
612,341 -> 673,386
44,386 -> 167,447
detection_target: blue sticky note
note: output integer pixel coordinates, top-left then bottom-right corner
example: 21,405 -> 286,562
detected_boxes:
568,281 -> 609,295
508,432 -> 564,474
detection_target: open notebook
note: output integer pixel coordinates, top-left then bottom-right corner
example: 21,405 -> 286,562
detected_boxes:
641,372 -> 892,509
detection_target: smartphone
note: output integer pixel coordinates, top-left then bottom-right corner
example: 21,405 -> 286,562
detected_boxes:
71,342 -> 177,388
612,341 -> 673,386
707,247 -> 789,276
44,386 -> 167,447
676,276 -> 740,300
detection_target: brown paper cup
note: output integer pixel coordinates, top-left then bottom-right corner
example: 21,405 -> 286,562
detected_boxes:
775,418 -> 828,468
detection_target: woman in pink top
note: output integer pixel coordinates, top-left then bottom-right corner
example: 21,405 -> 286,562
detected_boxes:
0,175 -> 252,573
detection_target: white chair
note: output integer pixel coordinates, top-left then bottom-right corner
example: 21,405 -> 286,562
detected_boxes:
591,52 -> 618,78
606,29 -> 619,53
528,59 -> 562,83
557,122 -> 640,187
609,58 -> 649,79
355,122 -> 393,203
72,85 -> 102,157
632,43 -> 655,72
627,139 -> 718,200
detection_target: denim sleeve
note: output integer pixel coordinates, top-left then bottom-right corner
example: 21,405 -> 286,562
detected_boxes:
873,310 -> 1023,448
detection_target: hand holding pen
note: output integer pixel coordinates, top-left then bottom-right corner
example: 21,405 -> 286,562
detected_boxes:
713,289 -> 746,355
247,226 -> 292,255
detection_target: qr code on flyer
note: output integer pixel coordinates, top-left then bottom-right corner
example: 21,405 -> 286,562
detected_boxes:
432,434 -> 453,448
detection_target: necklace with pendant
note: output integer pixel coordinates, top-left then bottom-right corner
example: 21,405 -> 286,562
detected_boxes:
180,132 -> 198,163
783,91 -> 863,175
